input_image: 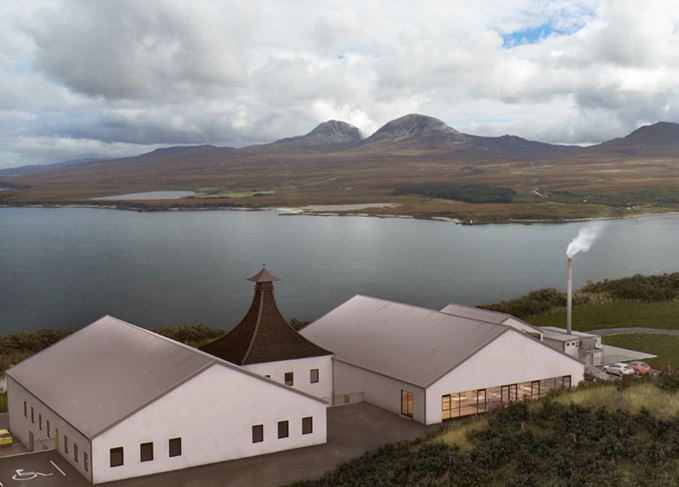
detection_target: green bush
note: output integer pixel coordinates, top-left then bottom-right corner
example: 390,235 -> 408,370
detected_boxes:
393,185 -> 517,204
481,288 -> 566,317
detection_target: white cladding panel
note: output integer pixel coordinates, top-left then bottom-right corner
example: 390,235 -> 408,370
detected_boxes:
334,360 -> 425,423
426,330 -> 585,424
92,363 -> 326,484
242,356 -> 333,402
503,317 -> 543,340
8,378 -> 93,482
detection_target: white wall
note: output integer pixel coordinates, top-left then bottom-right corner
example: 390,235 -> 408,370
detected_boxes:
333,360 -> 426,423
242,355 -> 333,402
426,329 -> 585,425
91,363 -> 326,484
8,377 -> 93,482
504,317 -> 543,340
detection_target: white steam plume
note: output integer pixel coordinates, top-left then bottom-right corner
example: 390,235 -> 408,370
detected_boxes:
566,221 -> 606,257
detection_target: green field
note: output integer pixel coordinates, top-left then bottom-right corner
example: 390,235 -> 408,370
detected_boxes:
526,301 -> 679,331
604,334 -> 679,370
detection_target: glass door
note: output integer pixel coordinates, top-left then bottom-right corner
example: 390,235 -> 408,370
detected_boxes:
401,390 -> 413,418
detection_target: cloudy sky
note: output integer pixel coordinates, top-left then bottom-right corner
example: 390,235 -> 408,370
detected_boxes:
1,0 -> 679,168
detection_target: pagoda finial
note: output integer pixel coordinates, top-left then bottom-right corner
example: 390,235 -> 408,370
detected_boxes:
246,266 -> 280,283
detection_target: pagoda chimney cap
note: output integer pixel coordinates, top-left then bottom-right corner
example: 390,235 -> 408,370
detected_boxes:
246,265 -> 280,283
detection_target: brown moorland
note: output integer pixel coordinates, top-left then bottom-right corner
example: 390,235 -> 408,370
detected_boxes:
2,114 -> 679,223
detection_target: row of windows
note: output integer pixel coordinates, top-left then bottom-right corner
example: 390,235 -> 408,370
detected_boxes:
24,401 -> 52,438
110,438 -> 181,467
63,433 -> 89,472
252,417 -> 313,443
265,369 -> 319,386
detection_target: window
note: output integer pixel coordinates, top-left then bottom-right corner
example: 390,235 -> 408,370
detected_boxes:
169,438 -> 182,457
302,417 -> 313,435
64,435 -> 69,454
110,447 -> 124,467
84,452 -> 89,472
46,420 -> 51,438
401,390 -> 413,418
562,375 -> 572,388
310,369 -> 319,384
140,442 -> 154,462
39,414 -> 42,431
23,401 -> 27,418
31,407 -> 34,424
264,374 -> 271,379
531,380 -> 541,400
278,420 -> 289,439
74,443 -> 79,463
252,425 -> 264,443
284,372 -> 294,386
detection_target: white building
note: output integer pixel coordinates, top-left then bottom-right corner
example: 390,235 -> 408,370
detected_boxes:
199,267 -> 334,402
301,295 -> 585,425
538,326 -> 604,365
7,315 -> 327,484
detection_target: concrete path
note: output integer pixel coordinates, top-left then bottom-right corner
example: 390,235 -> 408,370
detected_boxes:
591,327 -> 679,336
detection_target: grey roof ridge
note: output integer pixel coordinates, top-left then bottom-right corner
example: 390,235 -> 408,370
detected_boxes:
442,302 -> 511,319
107,316 -> 329,406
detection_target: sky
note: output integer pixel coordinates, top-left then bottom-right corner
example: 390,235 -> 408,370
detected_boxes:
2,0 -> 679,169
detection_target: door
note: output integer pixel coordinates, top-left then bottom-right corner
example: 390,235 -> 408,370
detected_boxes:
28,431 -> 34,452
401,390 -> 413,418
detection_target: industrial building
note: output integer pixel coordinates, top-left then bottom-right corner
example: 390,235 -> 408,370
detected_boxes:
301,295 -> 585,425
7,268 -> 589,483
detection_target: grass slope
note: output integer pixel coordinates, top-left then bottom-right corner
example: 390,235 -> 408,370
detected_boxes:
290,382 -> 679,487
525,301 -> 679,331
604,334 -> 679,370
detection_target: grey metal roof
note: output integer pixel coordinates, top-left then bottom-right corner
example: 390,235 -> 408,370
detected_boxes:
7,315 -> 325,439
301,295 -> 508,388
539,326 -> 597,342
440,303 -> 543,334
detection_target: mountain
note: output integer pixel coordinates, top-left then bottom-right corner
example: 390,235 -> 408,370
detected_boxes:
0,157 -> 104,177
272,120 -> 362,151
363,114 -> 463,147
590,122 -> 679,155
361,114 -> 575,156
142,145 -> 219,157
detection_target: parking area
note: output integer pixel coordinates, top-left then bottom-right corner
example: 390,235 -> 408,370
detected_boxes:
0,450 -> 89,487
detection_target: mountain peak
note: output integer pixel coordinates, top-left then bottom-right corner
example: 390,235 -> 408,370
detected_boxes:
594,121 -> 679,153
273,120 -> 362,150
366,114 -> 461,144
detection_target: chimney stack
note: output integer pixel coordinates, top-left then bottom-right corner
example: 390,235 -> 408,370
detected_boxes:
566,256 -> 573,334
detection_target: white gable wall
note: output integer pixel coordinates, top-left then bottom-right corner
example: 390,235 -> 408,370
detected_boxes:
334,360 -> 425,423
425,329 -> 585,425
91,363 -> 326,484
8,377 -> 93,482
242,355 -> 333,402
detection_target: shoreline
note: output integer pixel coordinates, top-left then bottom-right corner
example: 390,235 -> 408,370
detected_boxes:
1,202 -> 676,225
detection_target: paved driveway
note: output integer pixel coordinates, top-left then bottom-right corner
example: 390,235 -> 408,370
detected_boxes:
0,450 -> 89,487
112,402 -> 437,487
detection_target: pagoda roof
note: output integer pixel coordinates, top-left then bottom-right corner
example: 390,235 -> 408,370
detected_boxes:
200,268 -> 331,365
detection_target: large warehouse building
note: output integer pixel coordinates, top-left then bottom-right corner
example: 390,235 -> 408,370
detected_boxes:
301,295 -> 584,425
6,315 -> 327,484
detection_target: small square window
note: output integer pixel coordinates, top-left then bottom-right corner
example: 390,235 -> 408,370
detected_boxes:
84,451 -> 89,472
74,443 -> 79,463
169,437 -> 182,457
110,447 -> 124,467
278,420 -> 289,439
252,425 -> 264,443
140,442 -> 154,462
284,372 -> 294,386
302,416 -> 313,435
310,369 -> 319,384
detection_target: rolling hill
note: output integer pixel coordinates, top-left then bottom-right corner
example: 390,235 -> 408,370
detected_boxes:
2,114 -> 679,223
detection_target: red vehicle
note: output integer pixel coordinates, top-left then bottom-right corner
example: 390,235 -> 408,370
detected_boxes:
629,361 -> 653,376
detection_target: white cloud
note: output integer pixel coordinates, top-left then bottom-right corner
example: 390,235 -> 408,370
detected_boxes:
2,0 -> 679,167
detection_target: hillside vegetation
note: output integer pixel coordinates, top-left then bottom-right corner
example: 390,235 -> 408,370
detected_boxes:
289,379 -> 679,487
482,272 -> 679,319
